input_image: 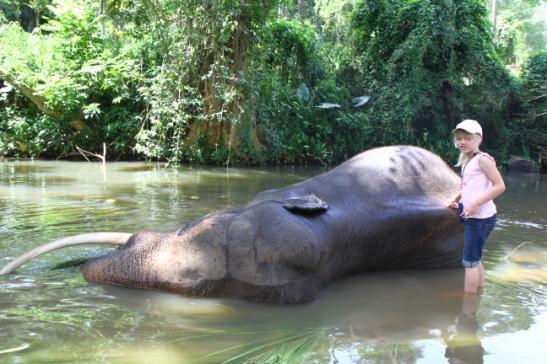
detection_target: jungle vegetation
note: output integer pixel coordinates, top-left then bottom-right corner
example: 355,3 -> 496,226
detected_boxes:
0,0 -> 545,167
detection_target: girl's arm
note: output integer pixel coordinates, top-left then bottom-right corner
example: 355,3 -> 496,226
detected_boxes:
448,192 -> 461,209
463,156 -> 505,216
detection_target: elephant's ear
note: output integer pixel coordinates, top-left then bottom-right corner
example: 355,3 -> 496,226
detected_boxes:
282,194 -> 328,214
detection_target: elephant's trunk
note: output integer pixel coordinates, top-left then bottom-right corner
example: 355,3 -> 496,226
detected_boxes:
0,232 -> 131,275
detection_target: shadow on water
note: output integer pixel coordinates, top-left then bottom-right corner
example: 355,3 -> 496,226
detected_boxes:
115,163 -> 168,172
1,163 -> 56,174
0,161 -> 546,363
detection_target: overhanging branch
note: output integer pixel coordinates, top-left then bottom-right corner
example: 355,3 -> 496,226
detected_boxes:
0,66 -> 63,119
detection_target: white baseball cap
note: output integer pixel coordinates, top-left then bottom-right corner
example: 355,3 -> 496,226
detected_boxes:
453,119 -> 482,136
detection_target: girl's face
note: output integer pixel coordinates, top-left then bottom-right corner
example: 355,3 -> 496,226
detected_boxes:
454,130 -> 482,154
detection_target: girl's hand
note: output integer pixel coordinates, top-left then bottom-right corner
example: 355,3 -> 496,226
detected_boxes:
447,194 -> 461,209
448,200 -> 459,209
462,202 -> 480,217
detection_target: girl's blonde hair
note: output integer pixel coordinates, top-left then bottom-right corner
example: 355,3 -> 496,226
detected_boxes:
454,130 -> 482,167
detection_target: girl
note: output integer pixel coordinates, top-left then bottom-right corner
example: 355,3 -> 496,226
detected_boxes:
448,119 -> 505,293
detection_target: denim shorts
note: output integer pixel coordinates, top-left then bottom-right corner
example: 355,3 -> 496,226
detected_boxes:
463,215 -> 496,268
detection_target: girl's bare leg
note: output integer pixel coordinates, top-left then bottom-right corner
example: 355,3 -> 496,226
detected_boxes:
464,266 -> 481,293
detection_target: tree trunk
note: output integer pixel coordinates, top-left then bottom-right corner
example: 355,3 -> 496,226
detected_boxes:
491,0 -> 497,34
224,15 -> 264,161
184,10 -> 264,162
99,0 -> 106,37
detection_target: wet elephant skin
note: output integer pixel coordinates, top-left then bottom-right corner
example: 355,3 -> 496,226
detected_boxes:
81,146 -> 463,303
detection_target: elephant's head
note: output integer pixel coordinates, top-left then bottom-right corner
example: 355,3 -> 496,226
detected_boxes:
81,196 -> 329,303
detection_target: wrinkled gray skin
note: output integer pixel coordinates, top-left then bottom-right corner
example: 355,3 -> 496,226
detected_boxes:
81,146 -> 462,303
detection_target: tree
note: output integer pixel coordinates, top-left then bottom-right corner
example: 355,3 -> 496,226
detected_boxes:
0,0 -> 53,30
512,51 -> 547,164
130,1 -> 277,164
349,0 -> 516,158
0,1 -> 141,158
487,0 -> 547,64
182,1 -> 273,163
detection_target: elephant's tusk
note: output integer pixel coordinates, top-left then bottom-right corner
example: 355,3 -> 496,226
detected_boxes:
0,232 -> 131,275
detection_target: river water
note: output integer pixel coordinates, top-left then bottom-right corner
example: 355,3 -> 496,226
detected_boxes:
0,161 -> 545,363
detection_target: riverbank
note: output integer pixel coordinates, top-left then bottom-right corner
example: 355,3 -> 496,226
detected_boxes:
1,152 -> 545,173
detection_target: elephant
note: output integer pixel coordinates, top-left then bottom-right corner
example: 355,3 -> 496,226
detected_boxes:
0,145 -> 463,303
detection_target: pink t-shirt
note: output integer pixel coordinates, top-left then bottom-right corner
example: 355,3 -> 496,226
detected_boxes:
461,153 -> 497,219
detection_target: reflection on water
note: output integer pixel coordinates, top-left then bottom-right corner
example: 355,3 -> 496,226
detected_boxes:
444,292 -> 484,364
0,161 -> 546,363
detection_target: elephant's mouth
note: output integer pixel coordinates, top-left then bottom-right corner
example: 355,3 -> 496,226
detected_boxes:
80,247 -> 149,288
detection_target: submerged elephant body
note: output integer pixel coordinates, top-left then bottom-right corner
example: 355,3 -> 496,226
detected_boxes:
80,146 -> 462,303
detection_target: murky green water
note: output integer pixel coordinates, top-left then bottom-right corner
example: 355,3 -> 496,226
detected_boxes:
0,161 -> 545,363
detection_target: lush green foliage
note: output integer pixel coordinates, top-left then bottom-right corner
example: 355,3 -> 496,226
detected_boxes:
349,0 -> 519,161
509,51 -> 547,161
109,0 -> 275,164
0,1 -> 142,158
0,0 -> 544,167
490,0 -> 546,65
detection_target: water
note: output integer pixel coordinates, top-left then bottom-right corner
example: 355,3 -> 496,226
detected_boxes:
0,161 -> 545,363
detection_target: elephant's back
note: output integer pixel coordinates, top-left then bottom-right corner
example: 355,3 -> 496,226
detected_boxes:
305,146 -> 459,205
344,145 -> 459,197
249,145 -> 459,206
